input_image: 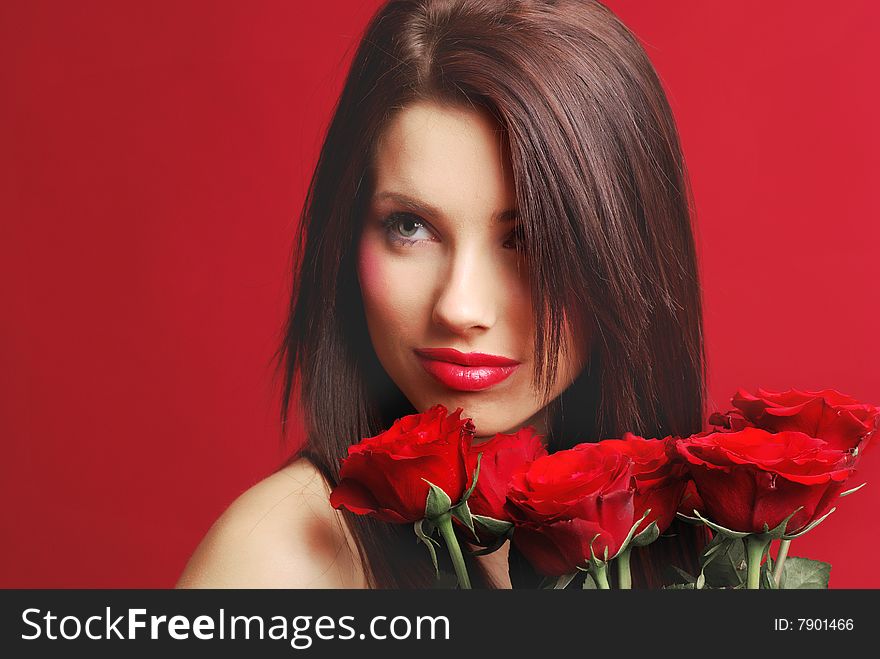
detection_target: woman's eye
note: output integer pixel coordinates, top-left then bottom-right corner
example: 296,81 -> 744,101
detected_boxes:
503,225 -> 525,250
381,213 -> 432,245
379,213 -> 524,250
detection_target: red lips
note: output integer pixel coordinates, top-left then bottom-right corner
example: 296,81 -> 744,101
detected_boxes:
414,348 -> 520,392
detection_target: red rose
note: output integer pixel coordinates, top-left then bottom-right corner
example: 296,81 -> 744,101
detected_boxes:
506,443 -> 635,576
329,405 -> 474,523
711,388 -> 879,453
598,433 -> 688,534
674,427 -> 855,535
466,427 -> 547,522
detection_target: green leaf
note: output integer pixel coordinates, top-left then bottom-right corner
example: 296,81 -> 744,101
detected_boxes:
761,506 -> 804,540
430,570 -> 460,589
839,482 -> 867,498
701,537 -> 746,588
469,515 -> 514,557
461,452 -> 482,503
414,519 -> 440,576
469,533 -> 510,557
587,534 -> 607,568
779,557 -> 831,589
581,573 -> 598,589
630,521 -> 660,548
783,507 -> 837,540
450,500 -> 477,539
692,510 -> 749,538
473,514 -> 515,537
664,582 -> 697,590
610,509 -> 651,560
699,538 -> 727,564
423,479 -> 452,520
675,511 -> 703,525
665,565 -> 697,585
539,573 -> 580,589
554,573 -> 577,589
699,532 -> 734,567
537,576 -> 555,589
760,562 -> 777,590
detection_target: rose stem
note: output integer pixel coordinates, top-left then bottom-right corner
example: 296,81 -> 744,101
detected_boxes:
616,547 -> 633,589
772,539 -> 791,587
745,535 -> 769,590
590,562 -> 611,590
436,513 -> 471,589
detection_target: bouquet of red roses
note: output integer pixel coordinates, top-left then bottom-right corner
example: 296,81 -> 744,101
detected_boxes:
329,388 -> 877,589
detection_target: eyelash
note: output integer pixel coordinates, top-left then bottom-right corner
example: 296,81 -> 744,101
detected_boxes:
380,212 -> 524,250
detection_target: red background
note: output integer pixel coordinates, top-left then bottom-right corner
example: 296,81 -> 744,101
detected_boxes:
2,1 -> 877,588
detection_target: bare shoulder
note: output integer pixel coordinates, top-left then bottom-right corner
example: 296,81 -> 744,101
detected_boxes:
176,458 -> 368,589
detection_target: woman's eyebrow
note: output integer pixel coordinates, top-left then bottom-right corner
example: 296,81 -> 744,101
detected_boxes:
373,190 -> 518,224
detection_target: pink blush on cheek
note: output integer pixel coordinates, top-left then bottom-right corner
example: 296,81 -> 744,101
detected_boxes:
356,239 -> 386,299
357,237 -> 407,314
357,237 -> 429,333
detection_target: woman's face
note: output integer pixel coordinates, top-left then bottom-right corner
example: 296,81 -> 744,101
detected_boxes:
357,100 -> 588,439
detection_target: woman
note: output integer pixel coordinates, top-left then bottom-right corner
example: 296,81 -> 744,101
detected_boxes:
178,0 -> 706,589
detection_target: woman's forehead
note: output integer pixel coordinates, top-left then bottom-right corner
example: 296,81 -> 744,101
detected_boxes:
371,101 -> 516,225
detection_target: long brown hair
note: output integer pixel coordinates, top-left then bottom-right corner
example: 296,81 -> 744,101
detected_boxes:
277,0 -> 708,588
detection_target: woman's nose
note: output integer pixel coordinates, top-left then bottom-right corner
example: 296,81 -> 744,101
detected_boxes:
431,248 -> 498,335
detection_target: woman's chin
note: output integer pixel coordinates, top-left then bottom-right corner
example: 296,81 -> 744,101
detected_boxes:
465,411 -> 546,440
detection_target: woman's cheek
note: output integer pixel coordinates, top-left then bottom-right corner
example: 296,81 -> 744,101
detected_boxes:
357,237 -> 433,336
497,256 -> 534,340
356,237 -> 387,305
